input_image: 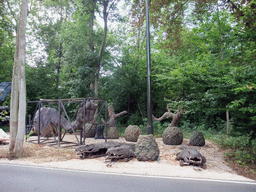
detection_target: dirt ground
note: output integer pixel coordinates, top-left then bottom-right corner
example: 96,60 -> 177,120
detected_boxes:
0,134 -> 255,182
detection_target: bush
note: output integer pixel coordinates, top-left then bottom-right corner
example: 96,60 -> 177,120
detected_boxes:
127,112 -> 143,125
1,125 -> 9,132
138,118 -> 170,136
234,149 -> 255,165
212,135 -> 251,149
213,135 -> 256,166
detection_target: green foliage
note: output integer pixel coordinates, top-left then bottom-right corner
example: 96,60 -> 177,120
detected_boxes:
137,118 -> 170,136
152,121 -> 169,137
213,135 -> 251,149
99,51 -> 148,125
127,112 -> 144,126
26,62 -> 57,100
0,1 -> 15,83
1,125 -> 9,132
222,137 -> 256,166
1,0 -> 255,146
0,110 -> 8,122
234,149 -> 255,165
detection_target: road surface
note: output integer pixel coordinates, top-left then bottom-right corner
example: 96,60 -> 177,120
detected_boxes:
0,163 -> 255,192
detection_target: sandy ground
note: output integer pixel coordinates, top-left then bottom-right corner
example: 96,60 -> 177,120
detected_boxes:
0,135 -> 255,182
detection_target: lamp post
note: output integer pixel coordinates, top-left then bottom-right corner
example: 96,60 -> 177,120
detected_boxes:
146,0 -> 153,135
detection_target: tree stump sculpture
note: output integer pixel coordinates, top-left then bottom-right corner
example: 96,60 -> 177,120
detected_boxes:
153,104 -> 185,145
101,105 -> 127,139
135,134 -> 159,161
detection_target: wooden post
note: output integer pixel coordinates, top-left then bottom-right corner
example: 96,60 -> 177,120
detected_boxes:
226,110 -> 230,137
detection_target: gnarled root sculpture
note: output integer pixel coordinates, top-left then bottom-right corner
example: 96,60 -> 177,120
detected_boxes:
101,105 -> 127,127
152,104 -> 185,127
101,105 -> 127,139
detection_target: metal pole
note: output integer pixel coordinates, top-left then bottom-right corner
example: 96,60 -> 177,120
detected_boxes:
58,100 -> 62,147
146,0 -> 153,135
38,101 -> 41,144
105,101 -> 108,143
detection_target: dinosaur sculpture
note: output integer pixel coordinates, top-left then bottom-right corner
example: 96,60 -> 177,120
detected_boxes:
175,147 -> 206,167
32,107 -> 73,137
72,101 -> 98,130
32,101 -> 98,137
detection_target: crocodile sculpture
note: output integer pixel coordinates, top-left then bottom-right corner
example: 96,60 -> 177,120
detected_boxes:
175,147 -> 206,167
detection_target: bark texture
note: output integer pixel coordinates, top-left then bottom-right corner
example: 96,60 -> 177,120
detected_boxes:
9,0 -> 28,158
152,105 -> 184,127
101,105 -> 127,127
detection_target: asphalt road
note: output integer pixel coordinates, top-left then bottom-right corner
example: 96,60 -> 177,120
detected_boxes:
0,163 -> 255,192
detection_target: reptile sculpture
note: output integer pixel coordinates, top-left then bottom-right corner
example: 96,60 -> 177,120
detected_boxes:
32,101 -> 98,137
175,147 -> 206,167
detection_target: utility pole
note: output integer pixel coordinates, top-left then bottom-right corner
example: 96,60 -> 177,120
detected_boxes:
146,0 -> 153,135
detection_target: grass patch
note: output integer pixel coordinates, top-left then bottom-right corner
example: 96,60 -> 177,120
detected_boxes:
0,125 -> 9,132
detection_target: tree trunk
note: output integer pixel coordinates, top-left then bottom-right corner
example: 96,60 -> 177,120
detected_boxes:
55,4 -> 64,96
94,0 -> 109,98
89,0 -> 96,52
9,0 -> 28,158
217,1 -> 224,61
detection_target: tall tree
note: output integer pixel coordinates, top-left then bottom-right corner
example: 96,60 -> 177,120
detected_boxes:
0,1 -> 16,82
94,0 -> 117,98
9,0 -> 28,158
